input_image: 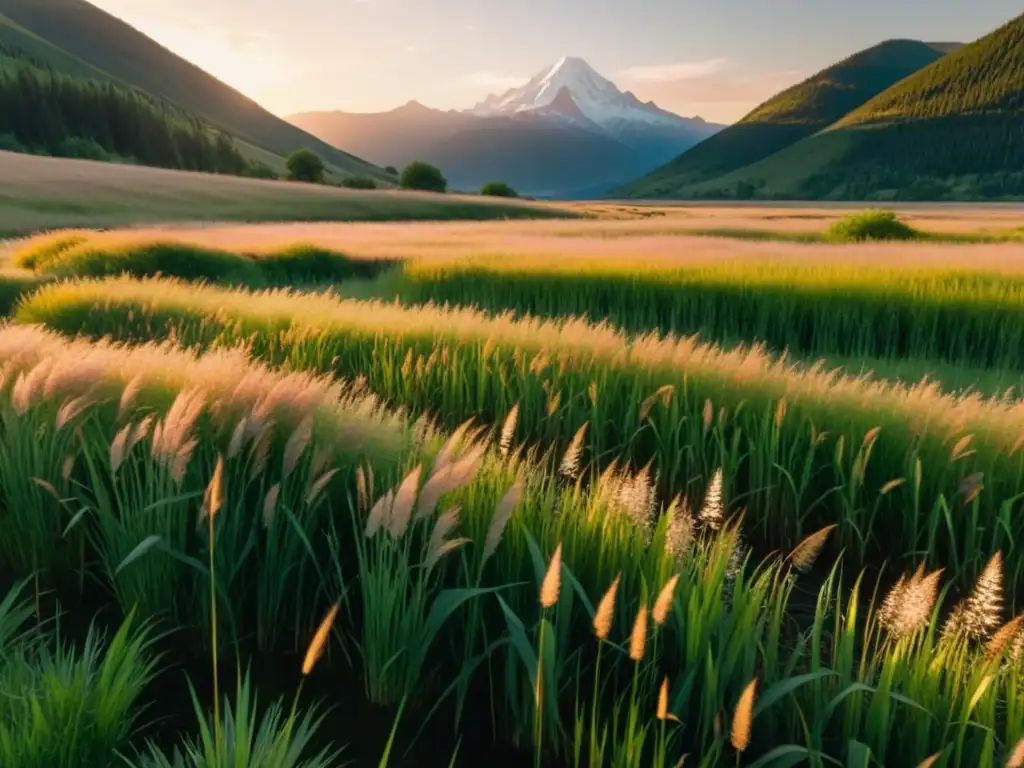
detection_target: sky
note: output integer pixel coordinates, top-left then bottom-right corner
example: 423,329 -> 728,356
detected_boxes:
91,0 -> 1021,124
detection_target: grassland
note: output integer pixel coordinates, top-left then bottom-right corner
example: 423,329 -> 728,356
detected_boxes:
0,151 -> 570,237
3,207 -> 1024,767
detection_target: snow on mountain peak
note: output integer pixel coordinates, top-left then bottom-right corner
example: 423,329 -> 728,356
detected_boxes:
469,57 -> 686,129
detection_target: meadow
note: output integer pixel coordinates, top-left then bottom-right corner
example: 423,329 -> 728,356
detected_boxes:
2,206 -> 1024,767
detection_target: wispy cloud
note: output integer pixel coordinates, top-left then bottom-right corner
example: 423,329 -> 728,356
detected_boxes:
464,71 -> 525,90
620,58 -> 730,83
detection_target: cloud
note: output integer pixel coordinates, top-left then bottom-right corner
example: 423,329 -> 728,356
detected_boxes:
619,58 -> 730,83
464,71 -> 525,90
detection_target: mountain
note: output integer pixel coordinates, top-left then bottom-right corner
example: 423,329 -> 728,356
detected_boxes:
289,57 -> 722,197
0,0 -> 389,181
618,39 -> 950,198
681,13 -> 1024,201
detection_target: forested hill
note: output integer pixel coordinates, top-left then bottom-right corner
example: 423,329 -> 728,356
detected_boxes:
0,44 -> 249,175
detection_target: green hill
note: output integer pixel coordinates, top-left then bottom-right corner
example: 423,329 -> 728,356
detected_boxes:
0,0 -> 388,181
621,13 -> 1024,202
618,39 -> 948,198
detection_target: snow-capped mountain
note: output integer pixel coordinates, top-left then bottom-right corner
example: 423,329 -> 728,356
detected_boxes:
469,56 -> 703,133
288,56 -> 722,198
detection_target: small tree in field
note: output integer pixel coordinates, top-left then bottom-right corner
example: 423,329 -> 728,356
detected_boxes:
286,149 -> 325,183
480,181 -> 518,198
384,165 -> 398,175
399,161 -> 447,193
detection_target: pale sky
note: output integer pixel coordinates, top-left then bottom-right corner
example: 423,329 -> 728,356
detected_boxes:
91,0 -> 1020,124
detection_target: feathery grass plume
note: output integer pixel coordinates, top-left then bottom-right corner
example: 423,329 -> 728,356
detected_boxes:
698,467 -> 724,531
774,397 -> 787,429
942,551 -> 1003,640
915,753 -> 941,768
731,677 -> 758,752
615,463 -> 657,538
306,468 -> 339,506
118,372 -> 144,419
786,524 -> 837,573
425,507 -> 469,572
226,416 -> 248,459
985,611 -> 1024,658
702,399 -> 713,434
387,465 -> 423,539
880,478 -> 905,495
559,421 -> 589,480
639,385 -> 674,420
1009,736 -> 1024,768
664,496 -> 693,562
593,574 -> 621,641
356,466 -> 369,512
151,387 -> 205,483
482,482 -> 521,565
109,422 -> 133,474
629,604 -> 648,662
433,417 -> 475,474
262,483 -> 280,528
657,677 -> 670,721
950,434 -> 975,462
282,414 -> 314,480
302,604 -> 339,676
55,394 -> 93,430
960,471 -> 985,505
499,404 -> 519,458
365,489 -> 394,538
203,455 -> 226,521
879,564 -> 943,638
540,543 -> 562,609
653,574 -> 680,626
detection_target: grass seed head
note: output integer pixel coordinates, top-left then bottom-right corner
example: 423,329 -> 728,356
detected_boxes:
302,603 -> 339,676
593,573 -> 621,641
698,467 -> 724,532
942,551 -> 1003,640
629,603 -> 648,661
731,677 -> 757,752
499,404 -> 519,458
482,482 -> 521,564
657,677 -> 670,721
387,464 -> 423,538
787,524 -> 837,573
540,543 -> 562,609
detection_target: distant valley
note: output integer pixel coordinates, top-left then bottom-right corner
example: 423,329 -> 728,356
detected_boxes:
288,57 -> 722,197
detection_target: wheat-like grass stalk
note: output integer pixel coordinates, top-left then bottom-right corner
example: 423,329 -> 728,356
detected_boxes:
365,489 -> 394,538
540,543 -> 562,609
387,464 -> 423,539
731,677 -> 758,752
942,551 -> 1003,640
593,573 -> 620,641
786,524 -> 837,573
481,482 -> 521,565
559,421 -> 589,480
499,404 -> 519,457
282,414 -> 314,480
653,574 -> 679,626
302,603 -> 340,676
698,467 -> 724,531
915,753 -> 941,768
657,677 -> 670,720
985,611 -> 1024,658
262,483 -> 281,528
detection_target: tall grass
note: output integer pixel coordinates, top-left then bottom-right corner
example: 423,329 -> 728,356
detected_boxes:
396,257 -> 1024,369
20,278 -> 1024,594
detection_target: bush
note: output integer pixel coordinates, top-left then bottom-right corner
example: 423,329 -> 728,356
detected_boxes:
399,161 -> 447,193
825,210 -> 920,242
242,161 -> 278,180
0,133 -> 25,153
384,165 -> 398,175
285,149 -> 325,184
54,137 -> 110,162
339,176 -> 377,190
480,181 -> 518,198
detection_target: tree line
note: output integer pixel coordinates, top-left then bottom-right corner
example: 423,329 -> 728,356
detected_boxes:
0,46 -> 247,174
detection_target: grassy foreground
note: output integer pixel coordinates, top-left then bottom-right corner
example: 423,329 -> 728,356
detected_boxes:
0,151 -> 571,237
0,325 -> 1022,767
18,277 -> 1024,595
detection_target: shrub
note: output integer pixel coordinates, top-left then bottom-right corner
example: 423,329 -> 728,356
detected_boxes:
0,133 -> 25,152
242,161 -> 278,180
399,161 -> 447,193
825,209 -> 920,242
480,181 -> 518,198
285,149 -> 325,184
339,175 -> 377,190
384,165 -> 398,175
54,137 -> 111,162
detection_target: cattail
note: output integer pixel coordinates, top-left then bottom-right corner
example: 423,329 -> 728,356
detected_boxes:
540,544 -> 562,609
302,604 -> 339,676
698,468 -> 724,531
915,753 -> 941,768
387,465 -> 422,538
499,404 -> 519,458
942,551 -> 1003,640
786,524 -> 837,573
656,677 -> 670,721
1008,736 -> 1024,768
629,604 -> 648,661
559,422 -> 589,480
653,575 -> 679,626
262,483 -> 280,527
482,483 -> 521,564
593,574 -> 620,641
731,677 -> 757,752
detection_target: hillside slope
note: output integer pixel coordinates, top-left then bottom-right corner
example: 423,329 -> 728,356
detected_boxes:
0,0 -> 388,181
619,39 -> 948,198
695,13 -> 1024,200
